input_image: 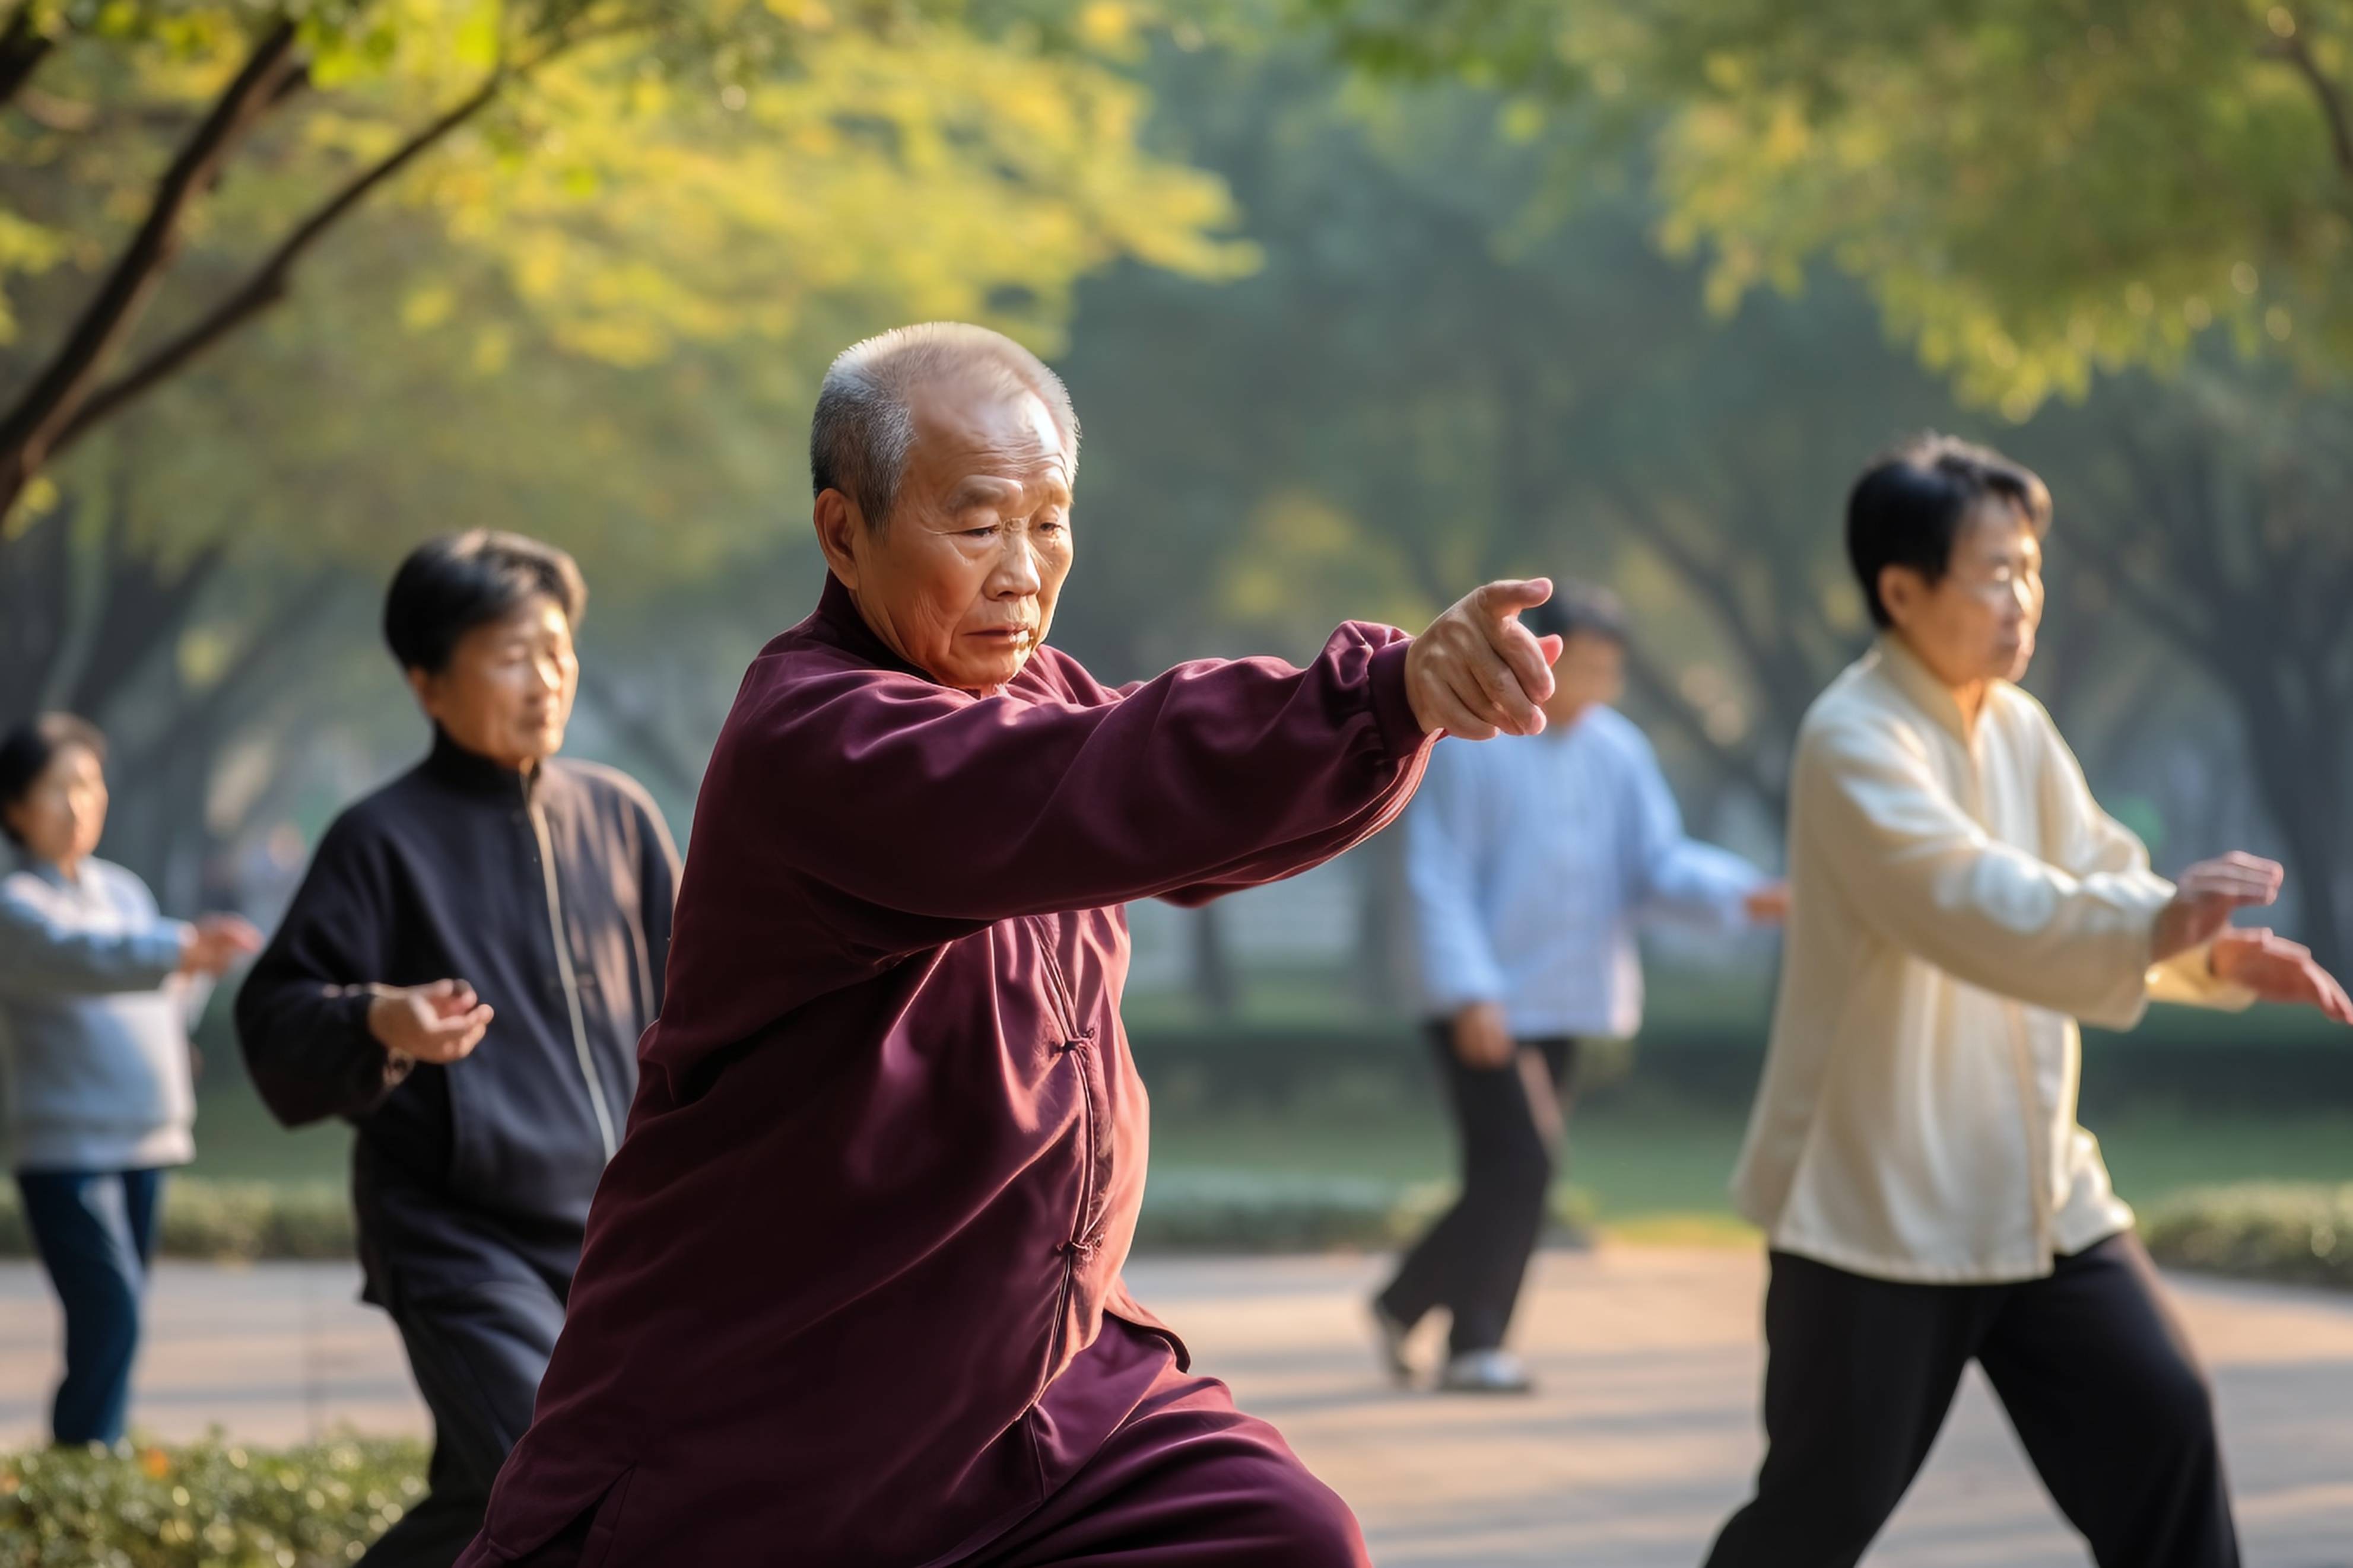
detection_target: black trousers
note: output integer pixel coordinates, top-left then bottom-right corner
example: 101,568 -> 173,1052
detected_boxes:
359,1276 -> 569,1568
1377,1026 -> 1574,1355
1704,1233 -> 2239,1568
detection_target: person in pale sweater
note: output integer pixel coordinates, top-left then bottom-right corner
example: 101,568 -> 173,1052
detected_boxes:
0,714 -> 258,1445
1706,437 -> 2351,1568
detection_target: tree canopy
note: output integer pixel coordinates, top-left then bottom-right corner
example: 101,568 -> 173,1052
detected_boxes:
1307,0 -> 2353,418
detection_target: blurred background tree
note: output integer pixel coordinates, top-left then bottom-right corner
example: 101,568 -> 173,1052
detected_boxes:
1303,0 -> 2353,972
0,3 -> 2344,1219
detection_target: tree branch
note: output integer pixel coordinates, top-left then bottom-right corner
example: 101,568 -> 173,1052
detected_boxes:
0,19 -> 301,520
2265,30 -> 2353,185
0,0 -> 53,111
54,63 -> 515,451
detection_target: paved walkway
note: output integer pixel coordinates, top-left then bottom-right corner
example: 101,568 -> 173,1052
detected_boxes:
7,1248 -> 2353,1566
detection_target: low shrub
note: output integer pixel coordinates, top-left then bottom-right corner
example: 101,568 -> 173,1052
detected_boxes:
1132,1172 -> 1592,1252
0,1182 -> 354,1265
2139,1182 -> 2353,1290
0,1433 -> 425,1567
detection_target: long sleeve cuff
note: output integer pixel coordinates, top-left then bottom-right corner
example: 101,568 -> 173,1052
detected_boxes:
2145,941 -> 2259,1012
1367,639 -> 1428,759
134,920 -> 193,981
332,987 -> 415,1102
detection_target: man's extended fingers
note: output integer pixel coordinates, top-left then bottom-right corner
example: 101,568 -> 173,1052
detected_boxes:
1488,616 -> 1558,711
1430,685 -> 1498,740
1463,643 -> 1542,735
1473,577 -> 1554,621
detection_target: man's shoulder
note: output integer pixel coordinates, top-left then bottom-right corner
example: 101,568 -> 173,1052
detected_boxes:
310,767 -> 440,858
1794,659 -> 1922,762
1984,679 -> 2063,739
1021,643 -> 1110,705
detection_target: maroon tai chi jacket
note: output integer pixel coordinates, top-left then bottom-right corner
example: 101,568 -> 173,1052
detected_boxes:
458,575 -> 1434,1566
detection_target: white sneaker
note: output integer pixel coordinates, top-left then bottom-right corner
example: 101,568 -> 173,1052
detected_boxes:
1368,1300 -> 1417,1386
1437,1348 -> 1534,1394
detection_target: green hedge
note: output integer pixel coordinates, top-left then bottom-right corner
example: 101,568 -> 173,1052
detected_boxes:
0,1182 -> 354,1264
0,1434 -> 425,1567
1133,1172 -> 1593,1252
0,1177 -> 1596,1261
2141,1182 -> 2353,1290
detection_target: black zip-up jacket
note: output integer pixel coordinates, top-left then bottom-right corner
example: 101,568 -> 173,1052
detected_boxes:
236,729 -> 678,1303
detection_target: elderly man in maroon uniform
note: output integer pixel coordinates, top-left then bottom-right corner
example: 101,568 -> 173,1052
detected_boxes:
456,323 -> 1563,1567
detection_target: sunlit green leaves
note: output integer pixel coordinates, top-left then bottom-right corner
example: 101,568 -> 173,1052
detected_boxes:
1310,0 -> 2353,416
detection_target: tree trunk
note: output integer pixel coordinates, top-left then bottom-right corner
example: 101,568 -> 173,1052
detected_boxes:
0,2 -> 52,110
1189,902 -> 1239,1020
0,496 -> 77,720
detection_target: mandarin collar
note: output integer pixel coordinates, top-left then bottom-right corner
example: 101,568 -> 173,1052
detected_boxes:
423,727 -> 541,799
1871,633 -> 1983,745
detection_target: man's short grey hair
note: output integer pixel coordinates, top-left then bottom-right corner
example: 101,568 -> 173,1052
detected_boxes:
810,322 -> 1080,529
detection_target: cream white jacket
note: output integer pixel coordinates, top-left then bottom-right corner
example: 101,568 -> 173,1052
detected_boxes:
1730,637 -> 2253,1283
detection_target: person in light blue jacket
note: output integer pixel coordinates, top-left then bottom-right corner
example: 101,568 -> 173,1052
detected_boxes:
1373,584 -> 1786,1392
0,714 -> 257,1445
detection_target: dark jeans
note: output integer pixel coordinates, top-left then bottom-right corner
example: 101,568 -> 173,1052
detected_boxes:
359,1277 -> 569,1568
1704,1233 -> 2239,1568
1376,1026 -> 1575,1355
16,1166 -> 164,1445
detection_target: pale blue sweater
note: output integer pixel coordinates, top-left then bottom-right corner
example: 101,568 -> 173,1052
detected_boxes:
0,857 -> 198,1172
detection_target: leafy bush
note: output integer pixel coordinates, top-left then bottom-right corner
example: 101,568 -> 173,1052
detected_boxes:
1132,1172 -> 1592,1252
4,1176 -> 1603,1260
0,1433 -> 425,1567
2140,1182 -> 2353,1290
0,1182 -> 354,1265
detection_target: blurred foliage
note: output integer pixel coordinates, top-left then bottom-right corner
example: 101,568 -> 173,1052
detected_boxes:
0,1178 -> 354,1260
3,0 -> 1250,561
1306,0 -> 2353,419
0,1432 -> 427,1566
2142,1181 -> 2353,1289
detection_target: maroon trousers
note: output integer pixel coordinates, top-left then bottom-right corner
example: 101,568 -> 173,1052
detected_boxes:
500,1320 -> 1368,1568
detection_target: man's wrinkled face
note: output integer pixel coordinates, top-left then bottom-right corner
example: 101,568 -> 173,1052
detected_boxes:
827,374 -> 1074,693
408,594 -> 579,770
1541,631 -> 1626,728
1882,502 -> 2044,689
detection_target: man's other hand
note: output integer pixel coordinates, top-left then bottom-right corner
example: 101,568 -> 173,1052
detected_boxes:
1744,882 -> 1792,925
1450,1001 -> 1514,1070
1407,580 -> 1564,740
2210,929 -> 2353,1024
2151,853 -> 2283,963
368,979 -> 496,1065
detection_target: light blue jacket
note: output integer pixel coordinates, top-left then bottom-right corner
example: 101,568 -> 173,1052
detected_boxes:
0,857 -> 198,1172
1405,706 -> 1765,1039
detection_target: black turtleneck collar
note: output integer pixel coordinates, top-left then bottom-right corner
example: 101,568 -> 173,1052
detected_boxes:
423,726 -> 541,799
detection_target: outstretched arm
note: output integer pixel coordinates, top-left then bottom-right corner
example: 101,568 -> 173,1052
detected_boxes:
1621,729 -> 1767,934
235,822 -> 488,1127
764,580 -> 1563,935
1801,717 -> 2179,1029
0,884 -> 187,998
